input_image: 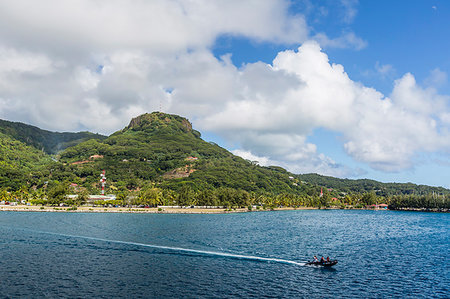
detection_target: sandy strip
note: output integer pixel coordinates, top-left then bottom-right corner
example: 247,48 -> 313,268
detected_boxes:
0,205 -> 316,214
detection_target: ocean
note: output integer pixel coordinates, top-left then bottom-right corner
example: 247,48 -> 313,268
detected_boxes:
0,210 -> 448,298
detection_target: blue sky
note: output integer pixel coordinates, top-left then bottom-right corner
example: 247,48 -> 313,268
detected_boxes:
0,0 -> 448,188
213,1 -> 450,95
210,0 -> 450,188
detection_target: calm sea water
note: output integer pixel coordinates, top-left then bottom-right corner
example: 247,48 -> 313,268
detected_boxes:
0,210 -> 448,298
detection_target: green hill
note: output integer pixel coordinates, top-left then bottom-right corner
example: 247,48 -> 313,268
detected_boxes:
57,112 -> 309,195
0,131 -> 52,190
0,119 -> 106,154
296,173 -> 449,196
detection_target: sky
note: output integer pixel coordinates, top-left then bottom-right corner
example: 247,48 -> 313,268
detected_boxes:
0,0 -> 449,188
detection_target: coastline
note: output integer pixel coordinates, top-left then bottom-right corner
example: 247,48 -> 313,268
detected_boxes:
6,205 -> 445,214
0,205 -> 318,214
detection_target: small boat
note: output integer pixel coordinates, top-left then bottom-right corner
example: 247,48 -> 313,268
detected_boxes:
306,260 -> 338,267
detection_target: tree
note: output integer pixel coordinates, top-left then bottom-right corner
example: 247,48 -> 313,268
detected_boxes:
47,181 -> 69,206
76,189 -> 89,206
177,185 -> 195,206
116,190 -> 130,206
0,188 -> 11,202
361,192 -> 377,206
139,187 -> 161,207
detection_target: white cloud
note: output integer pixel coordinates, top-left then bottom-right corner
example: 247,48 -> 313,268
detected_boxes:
232,149 -> 273,166
0,46 -> 56,74
375,61 -> 395,77
0,0 -> 448,178
340,0 -> 359,23
199,42 -> 450,173
232,148 -> 359,178
0,0 -> 308,55
313,32 -> 367,50
424,68 -> 448,88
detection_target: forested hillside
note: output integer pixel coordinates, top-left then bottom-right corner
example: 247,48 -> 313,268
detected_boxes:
297,173 -> 450,196
0,119 -> 106,154
0,112 -> 448,210
56,112 -> 311,195
0,131 -> 52,189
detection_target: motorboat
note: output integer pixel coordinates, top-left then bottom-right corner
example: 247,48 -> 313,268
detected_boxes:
306,260 -> 338,267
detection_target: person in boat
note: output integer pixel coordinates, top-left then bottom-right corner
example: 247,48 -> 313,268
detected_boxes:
326,257 -> 330,262
313,256 -> 318,262
320,256 -> 325,262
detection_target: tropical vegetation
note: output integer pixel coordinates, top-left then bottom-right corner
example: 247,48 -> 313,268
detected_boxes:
0,112 -> 448,211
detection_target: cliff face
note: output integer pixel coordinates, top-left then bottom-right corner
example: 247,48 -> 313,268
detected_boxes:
127,112 -> 194,134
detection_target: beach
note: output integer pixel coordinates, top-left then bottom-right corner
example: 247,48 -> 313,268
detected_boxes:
0,204 -> 316,214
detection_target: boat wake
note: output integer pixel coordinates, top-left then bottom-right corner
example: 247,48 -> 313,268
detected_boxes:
36,230 -> 306,266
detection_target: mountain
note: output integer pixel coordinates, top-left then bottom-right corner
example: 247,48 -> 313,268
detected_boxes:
57,112 -> 306,195
0,119 -> 106,154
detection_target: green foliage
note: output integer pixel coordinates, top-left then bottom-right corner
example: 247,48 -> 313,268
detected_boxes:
0,132 -> 52,190
1,112 -> 448,210
361,192 -> 377,205
388,194 -> 449,210
47,181 -> 69,205
0,119 -> 106,154
76,189 -> 89,206
297,173 -> 449,197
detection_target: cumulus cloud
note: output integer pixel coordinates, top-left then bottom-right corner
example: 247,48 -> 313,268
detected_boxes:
199,42 -> 450,173
0,0 -> 448,177
232,148 -> 364,178
0,47 -> 56,74
0,0 -> 308,55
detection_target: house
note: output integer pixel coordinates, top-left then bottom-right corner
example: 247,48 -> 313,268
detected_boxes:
69,183 -> 81,192
368,204 -> 389,210
88,195 -> 116,202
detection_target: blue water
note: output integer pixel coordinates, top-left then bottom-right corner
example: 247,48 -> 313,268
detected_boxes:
0,210 -> 448,298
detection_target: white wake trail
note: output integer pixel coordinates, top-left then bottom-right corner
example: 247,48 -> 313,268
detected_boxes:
39,230 -> 306,266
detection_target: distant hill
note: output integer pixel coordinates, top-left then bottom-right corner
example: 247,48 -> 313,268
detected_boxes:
0,131 -> 52,189
0,119 -> 106,154
297,173 -> 449,196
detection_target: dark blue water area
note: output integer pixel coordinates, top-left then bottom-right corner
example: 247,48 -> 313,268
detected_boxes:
0,210 -> 448,298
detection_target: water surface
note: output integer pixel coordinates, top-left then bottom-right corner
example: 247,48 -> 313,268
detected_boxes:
0,210 -> 448,298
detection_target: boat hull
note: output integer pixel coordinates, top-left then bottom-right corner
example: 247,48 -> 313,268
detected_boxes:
306,260 -> 338,267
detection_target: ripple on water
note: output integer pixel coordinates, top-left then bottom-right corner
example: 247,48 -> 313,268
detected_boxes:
0,210 -> 448,298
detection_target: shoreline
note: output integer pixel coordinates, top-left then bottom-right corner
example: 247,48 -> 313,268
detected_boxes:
0,205 -> 318,214
3,205 -> 445,214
